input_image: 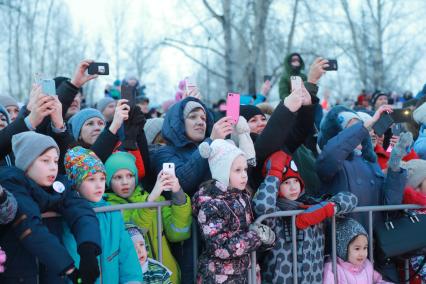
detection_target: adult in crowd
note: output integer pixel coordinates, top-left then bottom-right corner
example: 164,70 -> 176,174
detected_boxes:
0,105 -> 10,131
0,95 -> 19,122
278,52 -> 307,100
96,97 -> 116,123
370,91 -> 389,111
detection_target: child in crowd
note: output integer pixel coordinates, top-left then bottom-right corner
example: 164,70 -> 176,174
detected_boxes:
253,150 -> 358,283
0,132 -> 102,283
63,146 -> 142,284
126,224 -> 172,284
193,139 -> 275,283
105,151 -> 192,284
323,218 -> 391,284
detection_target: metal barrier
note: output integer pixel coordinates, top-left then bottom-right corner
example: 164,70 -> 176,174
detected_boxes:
249,204 -> 426,284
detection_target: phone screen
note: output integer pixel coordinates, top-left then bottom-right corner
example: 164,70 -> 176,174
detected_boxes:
88,63 -> 109,75
373,113 -> 394,136
121,85 -> 136,107
263,75 -> 272,82
391,108 -> 413,123
226,93 -> 240,124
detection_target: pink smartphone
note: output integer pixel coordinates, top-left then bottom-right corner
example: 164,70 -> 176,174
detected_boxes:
290,76 -> 302,92
226,93 -> 240,124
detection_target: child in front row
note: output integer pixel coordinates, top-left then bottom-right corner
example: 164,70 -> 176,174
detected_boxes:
63,146 -> 142,284
323,218 -> 391,284
253,150 -> 358,284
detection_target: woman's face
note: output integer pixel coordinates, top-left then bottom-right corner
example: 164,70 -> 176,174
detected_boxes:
26,148 -> 59,187
79,117 -> 105,145
184,108 -> 207,143
110,169 -> 136,198
6,106 -> 19,122
248,114 -> 267,134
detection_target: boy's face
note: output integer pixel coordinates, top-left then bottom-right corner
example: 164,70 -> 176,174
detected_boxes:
78,172 -> 106,202
26,148 -> 58,187
347,235 -> 368,266
229,155 -> 248,190
279,178 -> 301,200
110,169 -> 136,198
133,240 -> 147,266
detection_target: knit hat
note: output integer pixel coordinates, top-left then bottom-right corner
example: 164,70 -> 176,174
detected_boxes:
126,224 -> 145,244
0,95 -> 18,108
370,91 -> 388,107
105,151 -> 138,187
401,159 -> 426,188
68,108 -> 105,140
64,146 -> 106,189
199,139 -> 245,188
356,111 -> 373,124
12,131 -> 59,172
337,111 -> 361,129
96,97 -> 116,113
183,101 -> 205,118
240,105 -> 265,122
144,118 -> 164,145
336,218 -> 368,261
413,102 -> 426,125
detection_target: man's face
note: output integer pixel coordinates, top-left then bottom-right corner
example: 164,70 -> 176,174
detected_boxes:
137,101 -> 149,114
65,93 -> 82,119
291,55 -> 301,68
375,96 -> 388,109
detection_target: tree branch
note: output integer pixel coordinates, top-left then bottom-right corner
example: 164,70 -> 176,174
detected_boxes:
202,0 -> 224,23
164,37 -> 225,58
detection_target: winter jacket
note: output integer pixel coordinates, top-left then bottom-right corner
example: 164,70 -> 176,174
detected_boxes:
316,122 -> 407,228
144,258 -> 172,284
0,189 -> 17,224
323,258 -> 391,284
150,97 -> 214,196
252,175 -> 357,284
63,198 -> 142,284
278,53 -> 308,100
106,185 -> 192,284
192,180 -> 262,283
0,167 -> 101,283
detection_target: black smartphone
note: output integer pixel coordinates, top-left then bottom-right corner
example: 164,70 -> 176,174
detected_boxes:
390,108 -> 413,123
263,75 -> 272,82
373,113 -> 394,136
88,62 -> 109,75
121,85 -> 136,107
324,59 -> 338,71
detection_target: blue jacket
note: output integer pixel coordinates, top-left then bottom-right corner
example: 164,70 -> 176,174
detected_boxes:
0,166 -> 101,283
414,125 -> 426,159
151,97 -> 214,196
63,198 -> 142,284
316,123 -> 407,227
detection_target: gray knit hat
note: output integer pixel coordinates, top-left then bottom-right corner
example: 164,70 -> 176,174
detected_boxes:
0,95 -> 18,108
12,132 -> 59,172
183,101 -> 205,118
96,97 -> 116,113
144,118 -> 164,145
402,159 -> 426,188
336,218 -> 368,261
68,108 -> 105,140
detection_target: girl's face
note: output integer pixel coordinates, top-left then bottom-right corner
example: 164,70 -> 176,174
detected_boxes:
26,148 -> 58,187
6,105 -> 19,122
248,114 -> 267,134
419,179 -> 426,194
78,172 -> 106,202
110,169 -> 136,198
133,240 -> 148,266
279,178 -> 301,200
229,155 -> 248,190
347,235 -> 368,266
184,109 -> 207,143
79,117 -> 105,145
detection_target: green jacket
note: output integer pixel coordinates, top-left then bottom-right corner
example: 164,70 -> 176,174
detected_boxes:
278,53 -> 307,100
106,186 -> 192,284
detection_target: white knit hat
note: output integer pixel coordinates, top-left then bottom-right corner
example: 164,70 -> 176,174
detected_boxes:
413,102 -> 426,125
401,159 -> 426,188
199,139 -> 245,187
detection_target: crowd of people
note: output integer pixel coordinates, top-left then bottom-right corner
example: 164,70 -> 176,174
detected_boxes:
1,54 -> 426,284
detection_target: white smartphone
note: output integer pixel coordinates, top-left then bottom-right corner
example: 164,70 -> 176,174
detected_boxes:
162,163 -> 175,191
290,76 -> 302,92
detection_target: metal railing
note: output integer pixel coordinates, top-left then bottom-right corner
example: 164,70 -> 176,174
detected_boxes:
249,204 -> 426,284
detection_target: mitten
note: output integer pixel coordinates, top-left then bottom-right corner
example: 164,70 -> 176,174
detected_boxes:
295,201 -> 335,229
389,132 -> 413,171
249,223 -> 275,245
328,192 -> 358,215
262,151 -> 289,182
123,106 -> 146,150
78,242 -> 100,284
231,116 -> 256,166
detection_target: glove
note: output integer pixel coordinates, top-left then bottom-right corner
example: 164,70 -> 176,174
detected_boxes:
78,242 -> 100,284
249,223 -> 275,245
123,106 -> 146,150
295,201 -> 335,229
389,132 -> 413,171
262,151 -> 289,182
328,192 -> 358,215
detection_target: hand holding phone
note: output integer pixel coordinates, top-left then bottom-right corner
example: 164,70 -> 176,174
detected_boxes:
323,59 -> 338,71
88,62 -> 109,75
226,93 -> 240,124
290,76 -> 302,92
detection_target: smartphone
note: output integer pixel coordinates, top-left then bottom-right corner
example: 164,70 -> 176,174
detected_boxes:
290,76 -> 302,92
324,59 -> 338,71
185,77 -> 197,93
263,75 -> 272,82
162,163 -> 175,191
373,113 -> 394,136
121,84 -> 136,107
391,108 -> 413,123
41,79 -> 56,96
226,93 -> 240,124
88,62 -> 109,75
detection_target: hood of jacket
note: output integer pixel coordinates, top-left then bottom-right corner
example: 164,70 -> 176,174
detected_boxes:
284,52 -> 305,75
162,97 -> 214,148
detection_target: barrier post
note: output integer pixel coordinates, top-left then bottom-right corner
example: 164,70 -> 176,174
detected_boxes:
291,215 -> 298,284
156,206 -> 163,263
331,216 -> 338,284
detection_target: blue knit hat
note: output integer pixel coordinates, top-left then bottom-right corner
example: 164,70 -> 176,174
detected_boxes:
68,108 -> 105,140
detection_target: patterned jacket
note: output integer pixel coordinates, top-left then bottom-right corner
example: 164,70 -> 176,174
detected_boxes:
192,180 -> 262,283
